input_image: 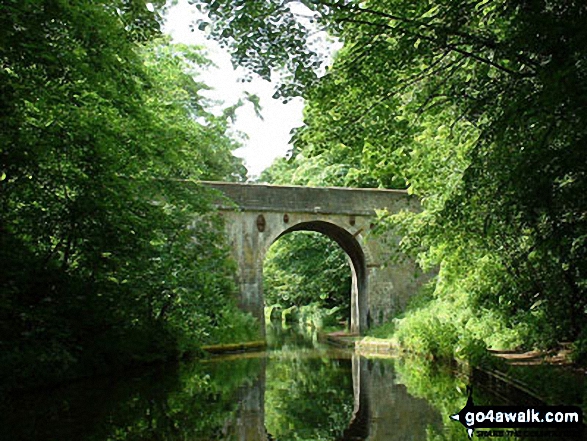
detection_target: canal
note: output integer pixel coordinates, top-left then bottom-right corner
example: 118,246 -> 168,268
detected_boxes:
0,322 -> 571,440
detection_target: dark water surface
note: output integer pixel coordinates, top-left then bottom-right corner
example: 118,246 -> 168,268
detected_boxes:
2,323 -> 546,440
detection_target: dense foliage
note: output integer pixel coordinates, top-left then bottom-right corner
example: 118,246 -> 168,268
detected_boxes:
194,0 -> 587,357
264,230 -> 351,325
0,0 -> 255,389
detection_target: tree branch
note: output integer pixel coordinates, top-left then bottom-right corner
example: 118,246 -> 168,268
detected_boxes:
337,15 -> 533,78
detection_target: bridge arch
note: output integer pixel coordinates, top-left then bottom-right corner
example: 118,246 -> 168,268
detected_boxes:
264,220 -> 369,333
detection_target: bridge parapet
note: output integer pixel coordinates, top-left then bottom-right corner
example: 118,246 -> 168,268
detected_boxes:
201,181 -> 416,216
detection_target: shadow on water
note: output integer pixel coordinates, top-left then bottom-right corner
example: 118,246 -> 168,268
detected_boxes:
4,321 -> 552,440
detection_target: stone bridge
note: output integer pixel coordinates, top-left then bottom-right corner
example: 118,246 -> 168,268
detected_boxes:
203,181 -> 427,335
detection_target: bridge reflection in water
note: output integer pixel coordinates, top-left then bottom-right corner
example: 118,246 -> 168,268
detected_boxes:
0,326 -> 444,440
224,352 -> 442,440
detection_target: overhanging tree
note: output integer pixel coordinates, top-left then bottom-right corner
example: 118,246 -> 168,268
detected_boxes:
0,0 -> 254,388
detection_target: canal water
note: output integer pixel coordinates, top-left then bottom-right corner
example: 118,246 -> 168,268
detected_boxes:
0,322 -> 554,440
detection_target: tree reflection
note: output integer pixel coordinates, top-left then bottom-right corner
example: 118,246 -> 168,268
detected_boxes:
0,356 -> 263,441
2,336 -> 479,441
264,353 -> 354,440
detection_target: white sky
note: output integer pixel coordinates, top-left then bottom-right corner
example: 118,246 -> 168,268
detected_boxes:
162,0 -> 305,179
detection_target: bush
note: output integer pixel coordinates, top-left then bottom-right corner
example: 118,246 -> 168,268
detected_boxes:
390,281 -> 521,362
366,320 -> 397,339
205,307 -> 260,345
571,328 -> 587,366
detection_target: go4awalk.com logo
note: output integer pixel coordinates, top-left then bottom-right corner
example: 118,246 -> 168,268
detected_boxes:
450,388 -> 583,438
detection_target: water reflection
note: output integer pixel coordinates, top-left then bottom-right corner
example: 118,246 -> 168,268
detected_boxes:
1,354 -> 264,441
1,324 -> 461,440
264,349 -> 354,439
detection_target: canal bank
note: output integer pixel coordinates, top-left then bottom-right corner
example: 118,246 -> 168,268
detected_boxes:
323,330 -> 587,421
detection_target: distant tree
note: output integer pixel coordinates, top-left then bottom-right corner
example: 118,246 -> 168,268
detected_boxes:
264,231 -> 351,319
